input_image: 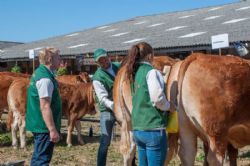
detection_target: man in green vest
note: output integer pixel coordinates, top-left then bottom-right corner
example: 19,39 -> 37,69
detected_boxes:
92,48 -> 120,166
26,47 -> 62,166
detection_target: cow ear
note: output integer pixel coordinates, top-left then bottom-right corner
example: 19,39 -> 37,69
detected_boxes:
163,65 -> 171,83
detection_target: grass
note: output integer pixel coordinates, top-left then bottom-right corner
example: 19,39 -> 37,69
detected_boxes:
0,119 -> 250,165
196,152 -> 205,162
0,133 -> 11,146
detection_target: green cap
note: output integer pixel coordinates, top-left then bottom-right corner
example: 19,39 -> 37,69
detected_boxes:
94,48 -> 107,62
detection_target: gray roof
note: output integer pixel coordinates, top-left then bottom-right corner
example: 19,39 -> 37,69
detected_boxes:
0,41 -> 23,50
1,1 -> 250,60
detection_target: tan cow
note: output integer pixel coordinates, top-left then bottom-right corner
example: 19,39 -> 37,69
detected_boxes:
152,56 -> 178,72
7,78 -> 29,149
176,53 -> 250,166
56,72 -> 91,84
113,56 -> 179,166
7,79 -> 96,148
0,72 -> 30,119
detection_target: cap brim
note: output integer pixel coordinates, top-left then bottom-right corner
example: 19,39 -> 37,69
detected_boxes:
95,54 -> 107,62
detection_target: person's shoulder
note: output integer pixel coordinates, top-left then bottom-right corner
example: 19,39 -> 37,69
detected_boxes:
112,62 -> 121,68
36,78 -> 53,86
92,68 -> 102,80
140,62 -> 153,71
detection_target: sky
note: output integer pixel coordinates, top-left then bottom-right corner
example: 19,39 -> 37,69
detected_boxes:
0,0 -> 240,43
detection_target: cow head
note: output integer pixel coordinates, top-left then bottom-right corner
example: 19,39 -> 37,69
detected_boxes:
79,72 -> 91,83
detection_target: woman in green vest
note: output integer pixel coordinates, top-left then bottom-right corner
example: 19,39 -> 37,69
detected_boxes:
125,42 -> 171,166
26,48 -> 62,166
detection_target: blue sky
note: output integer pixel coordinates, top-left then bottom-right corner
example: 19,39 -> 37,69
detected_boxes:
0,0 -> 239,43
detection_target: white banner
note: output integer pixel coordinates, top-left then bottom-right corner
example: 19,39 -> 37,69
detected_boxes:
211,34 -> 229,49
29,49 -> 35,59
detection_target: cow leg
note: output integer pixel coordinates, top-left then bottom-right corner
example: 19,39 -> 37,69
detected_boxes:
178,106 -> 197,166
203,142 -> 209,166
19,116 -> 26,149
164,133 -> 179,166
207,137 -> 226,166
11,112 -> 19,149
67,114 -> 77,147
227,144 -> 238,166
178,129 -> 197,166
75,120 -> 85,145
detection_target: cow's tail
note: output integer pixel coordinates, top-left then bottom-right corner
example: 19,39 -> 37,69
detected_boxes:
165,133 -> 179,165
7,84 -> 15,131
118,68 -> 133,155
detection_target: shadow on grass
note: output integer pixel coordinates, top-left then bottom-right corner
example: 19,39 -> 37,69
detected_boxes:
0,131 -> 34,147
56,132 -> 100,147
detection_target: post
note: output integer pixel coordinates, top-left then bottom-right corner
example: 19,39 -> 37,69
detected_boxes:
219,48 -> 221,56
29,49 -> 35,72
33,58 -> 35,72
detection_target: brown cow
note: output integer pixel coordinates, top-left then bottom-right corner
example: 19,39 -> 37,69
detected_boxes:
0,72 -> 30,78
120,55 -> 177,72
7,79 -> 96,148
56,72 -> 91,84
0,72 -> 30,119
152,55 -> 178,72
113,57 -> 179,166
176,53 -> 250,165
59,82 -> 96,147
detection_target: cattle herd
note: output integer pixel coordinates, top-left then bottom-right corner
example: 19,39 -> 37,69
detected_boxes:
0,53 -> 250,166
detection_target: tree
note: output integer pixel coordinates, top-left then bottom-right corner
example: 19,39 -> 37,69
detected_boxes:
11,65 -> 21,73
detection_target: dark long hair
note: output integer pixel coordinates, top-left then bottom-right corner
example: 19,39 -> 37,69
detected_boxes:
125,42 -> 153,82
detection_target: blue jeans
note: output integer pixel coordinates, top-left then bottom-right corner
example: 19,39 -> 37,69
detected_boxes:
31,133 -> 54,166
97,111 -> 115,166
133,130 -> 167,166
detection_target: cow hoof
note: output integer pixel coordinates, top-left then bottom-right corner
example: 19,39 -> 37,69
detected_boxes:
13,146 -> 18,150
67,144 -> 72,148
79,141 -> 86,145
21,147 -> 27,151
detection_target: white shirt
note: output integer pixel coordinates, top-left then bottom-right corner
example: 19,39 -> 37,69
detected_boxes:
143,62 -> 170,111
93,64 -> 115,111
36,78 -> 54,99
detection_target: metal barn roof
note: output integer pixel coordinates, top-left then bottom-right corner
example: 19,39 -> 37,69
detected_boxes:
1,1 -> 250,61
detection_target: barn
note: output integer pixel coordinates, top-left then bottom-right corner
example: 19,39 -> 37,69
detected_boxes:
0,0 -> 249,74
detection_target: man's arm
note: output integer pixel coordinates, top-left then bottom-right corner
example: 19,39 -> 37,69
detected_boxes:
93,80 -> 114,111
40,97 -> 59,143
36,78 -> 59,143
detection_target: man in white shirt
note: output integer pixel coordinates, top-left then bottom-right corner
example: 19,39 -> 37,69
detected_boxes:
26,48 -> 62,166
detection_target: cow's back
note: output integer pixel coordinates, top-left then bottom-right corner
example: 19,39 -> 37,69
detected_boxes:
178,53 -> 250,147
59,82 -> 95,118
0,72 -> 30,78
8,78 -> 29,115
57,73 -> 91,85
57,75 -> 81,85
152,56 -> 177,71
7,78 -> 29,129
0,73 -> 29,117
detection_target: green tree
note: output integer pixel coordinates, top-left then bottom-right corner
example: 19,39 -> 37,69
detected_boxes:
57,67 -> 68,76
11,65 -> 21,73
